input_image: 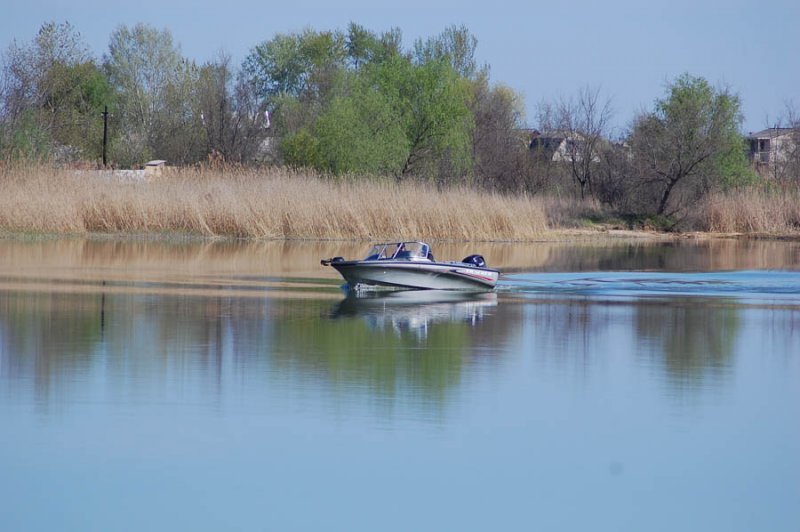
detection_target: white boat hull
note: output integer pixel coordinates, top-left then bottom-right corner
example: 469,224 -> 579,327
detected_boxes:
331,260 -> 498,291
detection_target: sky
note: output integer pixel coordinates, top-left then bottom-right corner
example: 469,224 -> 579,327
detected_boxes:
2,0 -> 798,134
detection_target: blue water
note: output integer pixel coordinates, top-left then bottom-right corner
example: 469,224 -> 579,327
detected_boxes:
503,269 -> 800,302
0,240 -> 798,531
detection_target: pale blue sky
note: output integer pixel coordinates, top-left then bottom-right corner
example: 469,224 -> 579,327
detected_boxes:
3,0 -> 797,133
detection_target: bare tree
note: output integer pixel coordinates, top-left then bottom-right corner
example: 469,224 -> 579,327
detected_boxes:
195,54 -> 272,165
785,103 -> 800,181
537,86 -> 613,199
763,102 -> 800,182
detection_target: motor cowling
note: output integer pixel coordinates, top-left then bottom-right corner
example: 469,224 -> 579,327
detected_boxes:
321,256 -> 344,266
461,254 -> 486,268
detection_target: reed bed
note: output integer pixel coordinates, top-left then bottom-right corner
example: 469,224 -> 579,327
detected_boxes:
699,188 -> 800,234
0,165 -> 549,240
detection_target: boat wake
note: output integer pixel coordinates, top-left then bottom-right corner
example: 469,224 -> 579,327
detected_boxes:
500,270 -> 800,305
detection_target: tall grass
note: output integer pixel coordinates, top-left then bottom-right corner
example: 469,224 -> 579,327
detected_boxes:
698,188 -> 800,234
0,165 -> 549,240
3,164 -> 799,239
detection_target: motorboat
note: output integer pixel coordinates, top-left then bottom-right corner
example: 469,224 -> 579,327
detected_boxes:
321,241 -> 499,291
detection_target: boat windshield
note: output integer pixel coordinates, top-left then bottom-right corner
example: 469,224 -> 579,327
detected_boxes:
364,244 -> 391,260
364,242 -> 430,260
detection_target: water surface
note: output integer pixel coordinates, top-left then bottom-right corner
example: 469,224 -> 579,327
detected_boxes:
0,237 -> 798,531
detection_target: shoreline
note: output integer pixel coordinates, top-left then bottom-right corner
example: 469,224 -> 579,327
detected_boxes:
2,226 -> 800,244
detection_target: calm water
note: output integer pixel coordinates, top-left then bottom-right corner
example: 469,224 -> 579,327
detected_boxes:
1,238 -> 798,531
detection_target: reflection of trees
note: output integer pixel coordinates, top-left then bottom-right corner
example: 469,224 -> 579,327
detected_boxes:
0,292 -> 102,405
0,290 -> 273,407
269,294 -> 512,410
276,308 -> 467,406
635,300 -> 740,389
100,294 -> 273,399
518,299 -> 618,374
510,296 -> 742,392
515,239 -> 800,273
0,289 -> 518,415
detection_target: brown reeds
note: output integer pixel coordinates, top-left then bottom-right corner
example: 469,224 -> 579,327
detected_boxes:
0,165 -> 549,240
699,188 -> 800,234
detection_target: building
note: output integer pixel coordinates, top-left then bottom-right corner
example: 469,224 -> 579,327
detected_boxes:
528,129 -> 601,163
747,128 -> 797,168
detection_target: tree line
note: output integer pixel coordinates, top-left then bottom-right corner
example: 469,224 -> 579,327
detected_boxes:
1,21 -> 798,222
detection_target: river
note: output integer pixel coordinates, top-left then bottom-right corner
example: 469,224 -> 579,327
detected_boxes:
0,237 -> 798,531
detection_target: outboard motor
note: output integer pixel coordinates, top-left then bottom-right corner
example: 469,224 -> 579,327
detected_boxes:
320,256 -> 344,266
461,254 -> 486,268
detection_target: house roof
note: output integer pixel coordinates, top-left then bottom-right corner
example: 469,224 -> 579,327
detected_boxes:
747,128 -> 795,139
530,136 -> 564,151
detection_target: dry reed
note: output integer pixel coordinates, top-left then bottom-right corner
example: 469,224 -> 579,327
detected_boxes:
699,188 -> 800,234
0,165 -> 549,241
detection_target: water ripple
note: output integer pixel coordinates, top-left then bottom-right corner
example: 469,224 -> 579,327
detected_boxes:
500,270 -> 800,303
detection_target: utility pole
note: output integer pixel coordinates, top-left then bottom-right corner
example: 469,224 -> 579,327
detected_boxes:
102,105 -> 109,167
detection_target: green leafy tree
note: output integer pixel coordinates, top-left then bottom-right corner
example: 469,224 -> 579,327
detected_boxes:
242,28 -> 350,166
242,28 -> 347,99
345,23 -> 403,70
629,74 -> 754,217
306,55 -> 472,180
413,24 -> 482,80
239,24 -> 488,181
388,57 -> 473,180
42,60 -> 113,160
281,128 -> 322,169
315,73 -> 407,175
0,21 -> 105,161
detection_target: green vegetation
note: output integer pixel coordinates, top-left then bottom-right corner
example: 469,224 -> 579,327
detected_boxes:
1,21 -> 799,235
626,74 -> 757,216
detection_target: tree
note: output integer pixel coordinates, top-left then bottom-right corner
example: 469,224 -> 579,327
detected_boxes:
196,54 -> 233,159
781,103 -> 800,181
230,71 -> 274,163
413,25 -> 482,80
314,72 -> 407,175
628,74 -> 752,217
247,27 -> 474,180
150,58 -> 206,165
104,23 -> 182,165
0,21 -> 104,161
41,60 -> 113,159
241,28 -> 351,166
375,56 -> 473,180
242,29 -> 347,100
537,86 -> 613,199
761,102 -> 800,182
345,23 -> 402,70
469,74 -> 539,192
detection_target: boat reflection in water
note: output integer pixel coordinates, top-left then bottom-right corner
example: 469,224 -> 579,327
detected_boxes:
331,289 -> 497,340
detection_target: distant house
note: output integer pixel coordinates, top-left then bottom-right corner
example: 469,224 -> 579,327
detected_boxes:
528,129 -> 601,163
747,128 -> 798,168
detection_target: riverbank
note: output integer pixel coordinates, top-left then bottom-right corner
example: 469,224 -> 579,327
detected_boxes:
1,165 -> 798,241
